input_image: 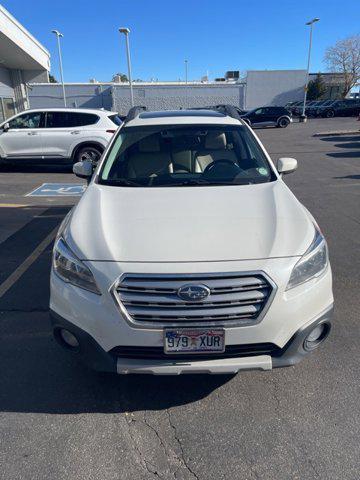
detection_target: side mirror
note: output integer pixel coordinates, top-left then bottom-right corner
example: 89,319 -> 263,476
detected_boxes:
73,160 -> 93,179
277,157 -> 297,176
2,122 -> 10,132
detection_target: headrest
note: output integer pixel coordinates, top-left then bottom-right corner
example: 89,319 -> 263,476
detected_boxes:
138,135 -> 160,152
205,132 -> 226,150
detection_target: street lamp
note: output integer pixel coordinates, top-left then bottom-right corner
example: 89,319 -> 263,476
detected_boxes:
51,30 -> 66,107
119,27 -> 134,107
300,18 -> 320,122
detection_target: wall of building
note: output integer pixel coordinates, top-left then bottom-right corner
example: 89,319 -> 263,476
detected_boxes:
112,84 -> 245,115
245,70 -> 307,109
28,83 -> 113,109
28,83 -> 245,115
0,66 -> 14,97
28,82 -> 245,113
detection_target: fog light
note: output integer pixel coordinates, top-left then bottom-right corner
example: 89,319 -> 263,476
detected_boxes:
304,323 -> 329,351
59,328 -> 80,349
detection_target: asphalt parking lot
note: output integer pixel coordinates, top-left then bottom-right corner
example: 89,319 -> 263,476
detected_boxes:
0,117 -> 359,480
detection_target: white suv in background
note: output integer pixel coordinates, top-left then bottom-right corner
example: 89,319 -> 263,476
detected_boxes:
0,108 -> 122,165
50,106 -> 333,375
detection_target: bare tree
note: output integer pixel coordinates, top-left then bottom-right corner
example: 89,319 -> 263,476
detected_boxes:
324,35 -> 360,98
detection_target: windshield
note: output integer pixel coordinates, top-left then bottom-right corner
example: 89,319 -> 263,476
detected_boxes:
98,124 -> 276,187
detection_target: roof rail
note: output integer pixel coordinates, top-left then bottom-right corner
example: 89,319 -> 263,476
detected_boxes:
190,104 -> 242,121
124,105 -> 147,123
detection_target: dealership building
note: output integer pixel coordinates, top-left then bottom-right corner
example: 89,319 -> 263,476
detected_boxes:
0,4 -> 50,122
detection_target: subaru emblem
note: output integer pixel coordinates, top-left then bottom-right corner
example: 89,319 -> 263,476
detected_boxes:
177,284 -> 210,301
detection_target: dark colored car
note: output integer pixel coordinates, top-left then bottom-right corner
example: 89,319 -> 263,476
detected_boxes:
285,101 -> 303,115
320,99 -> 360,118
241,106 -> 292,128
307,100 -> 334,117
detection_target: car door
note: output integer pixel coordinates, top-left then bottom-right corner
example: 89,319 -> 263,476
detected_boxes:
41,111 -> 75,159
248,108 -> 268,125
0,111 -> 43,158
41,111 -> 100,160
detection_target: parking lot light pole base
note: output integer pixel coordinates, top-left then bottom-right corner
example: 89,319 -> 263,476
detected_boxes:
299,115 -> 307,123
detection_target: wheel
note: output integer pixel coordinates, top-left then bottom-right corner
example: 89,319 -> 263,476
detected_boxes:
277,117 -> 290,128
75,146 -> 102,165
325,109 -> 335,118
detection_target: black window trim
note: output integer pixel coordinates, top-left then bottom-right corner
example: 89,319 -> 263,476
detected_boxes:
43,111 -> 100,128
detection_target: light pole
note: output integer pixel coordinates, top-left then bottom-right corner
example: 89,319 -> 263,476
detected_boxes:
51,30 -> 66,107
119,27 -> 134,107
300,18 -> 319,122
184,60 -> 188,107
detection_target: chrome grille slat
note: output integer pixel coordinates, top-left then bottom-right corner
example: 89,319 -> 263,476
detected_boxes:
118,276 -> 266,292
120,289 -> 266,305
115,272 -> 274,328
126,304 -> 260,318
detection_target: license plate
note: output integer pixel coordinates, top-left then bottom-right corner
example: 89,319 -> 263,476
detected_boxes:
164,329 -> 225,354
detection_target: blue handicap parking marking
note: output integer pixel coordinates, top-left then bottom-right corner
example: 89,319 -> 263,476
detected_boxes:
27,183 -> 86,197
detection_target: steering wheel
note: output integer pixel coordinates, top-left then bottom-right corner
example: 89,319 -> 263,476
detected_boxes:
203,159 -> 241,176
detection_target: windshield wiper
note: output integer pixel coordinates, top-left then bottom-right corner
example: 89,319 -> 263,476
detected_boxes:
166,179 -> 215,186
100,178 -> 143,187
166,179 -> 253,187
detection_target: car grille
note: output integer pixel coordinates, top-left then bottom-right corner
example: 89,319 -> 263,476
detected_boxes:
114,272 -> 274,328
110,343 -> 282,360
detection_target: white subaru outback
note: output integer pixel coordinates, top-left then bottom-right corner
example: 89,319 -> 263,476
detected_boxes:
50,106 -> 333,375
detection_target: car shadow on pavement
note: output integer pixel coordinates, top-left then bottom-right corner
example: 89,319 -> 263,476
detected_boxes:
333,174 -> 360,180
326,151 -> 360,158
319,135 -> 360,143
0,322 -> 234,414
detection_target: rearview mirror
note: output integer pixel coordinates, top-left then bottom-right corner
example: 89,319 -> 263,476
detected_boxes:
277,157 -> 297,176
73,160 -> 93,179
2,122 -> 10,132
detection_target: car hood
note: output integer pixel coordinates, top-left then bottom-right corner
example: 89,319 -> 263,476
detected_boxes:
66,181 -> 314,262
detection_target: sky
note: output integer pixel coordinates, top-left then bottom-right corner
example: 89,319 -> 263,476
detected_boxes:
2,0 -> 360,83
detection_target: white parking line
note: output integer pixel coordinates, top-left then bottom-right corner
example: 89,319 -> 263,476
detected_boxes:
0,226 -> 59,299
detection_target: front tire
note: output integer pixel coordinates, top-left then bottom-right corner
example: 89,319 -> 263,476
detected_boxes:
75,146 -> 102,165
277,117 -> 290,128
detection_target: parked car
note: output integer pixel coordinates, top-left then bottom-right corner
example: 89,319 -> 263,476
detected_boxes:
307,100 -> 334,117
241,106 -> 292,128
319,99 -> 360,118
50,106 -> 333,375
0,108 -> 122,165
285,101 -> 303,116
293,101 -> 319,117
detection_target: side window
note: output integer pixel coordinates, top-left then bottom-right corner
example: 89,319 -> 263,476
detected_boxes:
268,108 -> 280,115
8,112 -> 42,129
45,112 -> 69,128
45,112 -> 99,128
254,108 -> 264,115
68,113 -> 99,127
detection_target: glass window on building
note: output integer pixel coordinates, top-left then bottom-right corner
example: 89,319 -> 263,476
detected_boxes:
0,98 -> 16,122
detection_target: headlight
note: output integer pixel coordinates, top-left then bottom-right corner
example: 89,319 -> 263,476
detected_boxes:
286,226 -> 328,290
53,237 -> 101,295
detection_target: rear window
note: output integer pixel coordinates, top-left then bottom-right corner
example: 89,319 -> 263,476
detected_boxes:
45,112 -> 99,128
98,124 -> 276,188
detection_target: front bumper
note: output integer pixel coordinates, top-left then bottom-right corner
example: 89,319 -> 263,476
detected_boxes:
50,306 -> 333,375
